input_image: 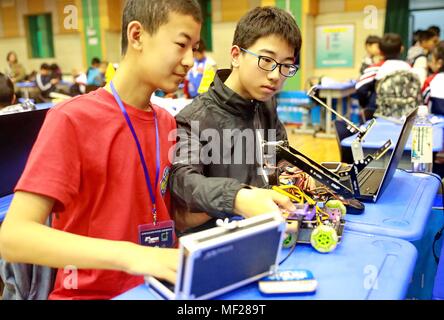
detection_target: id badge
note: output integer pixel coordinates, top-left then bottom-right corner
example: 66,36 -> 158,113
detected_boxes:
138,220 -> 175,248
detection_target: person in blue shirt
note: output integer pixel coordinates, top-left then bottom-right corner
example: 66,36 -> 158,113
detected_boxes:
184,40 -> 216,98
87,66 -> 104,86
36,63 -> 59,101
86,57 -> 100,79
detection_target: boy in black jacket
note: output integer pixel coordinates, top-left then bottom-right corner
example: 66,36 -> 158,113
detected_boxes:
170,7 -> 301,231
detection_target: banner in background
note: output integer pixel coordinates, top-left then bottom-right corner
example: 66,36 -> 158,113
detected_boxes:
316,25 -> 355,68
82,0 -> 103,64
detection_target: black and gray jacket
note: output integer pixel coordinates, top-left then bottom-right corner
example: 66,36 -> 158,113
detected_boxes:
170,69 -> 287,220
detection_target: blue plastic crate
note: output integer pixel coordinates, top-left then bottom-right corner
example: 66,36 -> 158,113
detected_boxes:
277,91 -> 311,125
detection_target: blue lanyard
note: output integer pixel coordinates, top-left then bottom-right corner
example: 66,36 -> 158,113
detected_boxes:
110,82 -> 161,225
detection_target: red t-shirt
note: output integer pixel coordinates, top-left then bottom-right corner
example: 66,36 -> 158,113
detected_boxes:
15,88 -> 177,300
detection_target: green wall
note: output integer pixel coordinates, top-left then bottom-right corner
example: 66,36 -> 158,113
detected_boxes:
200,0 -> 213,51
82,0 -> 103,65
276,0 -> 303,91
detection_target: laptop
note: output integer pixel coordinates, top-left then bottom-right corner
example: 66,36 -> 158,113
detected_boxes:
0,108 -> 49,207
147,213 -> 286,300
354,108 -> 418,202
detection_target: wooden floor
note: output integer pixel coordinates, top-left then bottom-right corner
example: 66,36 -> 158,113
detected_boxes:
285,127 -> 341,163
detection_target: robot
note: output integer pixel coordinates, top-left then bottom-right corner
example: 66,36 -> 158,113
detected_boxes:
273,184 -> 346,253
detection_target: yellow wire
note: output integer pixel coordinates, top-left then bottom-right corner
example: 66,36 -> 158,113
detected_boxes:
274,185 -> 331,224
272,186 -> 302,203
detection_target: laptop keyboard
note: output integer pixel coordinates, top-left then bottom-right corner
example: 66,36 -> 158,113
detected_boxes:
358,168 -> 385,195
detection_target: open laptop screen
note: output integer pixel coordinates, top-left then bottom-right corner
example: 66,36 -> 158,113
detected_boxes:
376,108 -> 418,200
0,109 -> 48,197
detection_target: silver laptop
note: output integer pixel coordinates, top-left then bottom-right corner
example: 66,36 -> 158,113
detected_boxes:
147,213 -> 286,300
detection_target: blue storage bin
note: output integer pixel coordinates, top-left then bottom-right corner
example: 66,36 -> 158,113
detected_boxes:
277,91 -> 311,126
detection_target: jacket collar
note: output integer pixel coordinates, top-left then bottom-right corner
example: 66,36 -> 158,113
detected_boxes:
210,69 -> 262,118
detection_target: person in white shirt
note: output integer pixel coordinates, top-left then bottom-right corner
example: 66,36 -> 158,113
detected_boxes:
359,35 -> 382,75
422,41 -> 444,115
407,30 -> 436,86
356,33 -> 414,118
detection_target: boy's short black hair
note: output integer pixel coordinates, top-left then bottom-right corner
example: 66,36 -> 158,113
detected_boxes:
412,30 -> 422,45
433,41 -> 444,73
91,57 -> 101,65
121,0 -> 203,56
428,26 -> 441,37
233,6 -> 302,59
379,33 -> 403,60
0,73 -> 15,108
418,30 -> 435,42
365,35 -> 381,45
40,63 -> 50,71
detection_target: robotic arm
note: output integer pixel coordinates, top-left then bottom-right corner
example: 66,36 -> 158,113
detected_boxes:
307,86 -> 376,162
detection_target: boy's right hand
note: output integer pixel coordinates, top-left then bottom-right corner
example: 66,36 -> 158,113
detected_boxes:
123,245 -> 179,284
234,187 -> 296,219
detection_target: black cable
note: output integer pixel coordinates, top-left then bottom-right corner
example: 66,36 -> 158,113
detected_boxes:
279,216 -> 305,265
279,240 -> 297,266
397,168 -> 444,264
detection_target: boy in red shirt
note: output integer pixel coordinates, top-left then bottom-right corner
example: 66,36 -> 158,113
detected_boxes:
0,0 -> 202,300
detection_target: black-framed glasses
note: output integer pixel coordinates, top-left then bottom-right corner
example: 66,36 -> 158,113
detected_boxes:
240,48 -> 299,78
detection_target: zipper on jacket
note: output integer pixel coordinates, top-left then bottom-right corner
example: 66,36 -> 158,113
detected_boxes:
253,102 -> 271,187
